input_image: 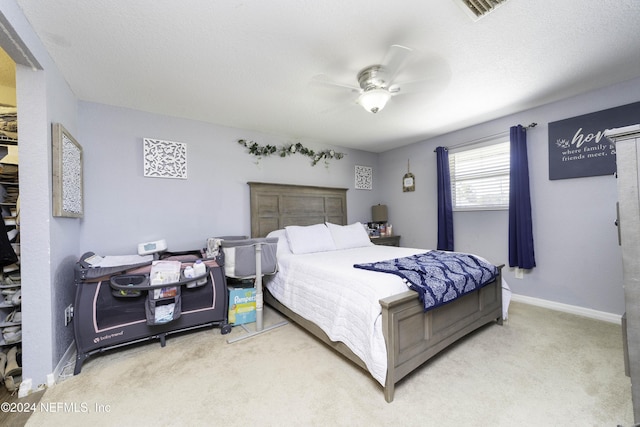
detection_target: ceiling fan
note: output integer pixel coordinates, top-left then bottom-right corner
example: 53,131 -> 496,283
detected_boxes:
312,44 -> 431,114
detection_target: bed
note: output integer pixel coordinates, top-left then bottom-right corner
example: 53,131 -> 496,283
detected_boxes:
248,182 -> 504,402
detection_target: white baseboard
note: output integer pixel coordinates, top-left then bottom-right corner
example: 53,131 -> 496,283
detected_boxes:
17,378 -> 32,398
19,340 -> 76,397
511,293 -> 622,324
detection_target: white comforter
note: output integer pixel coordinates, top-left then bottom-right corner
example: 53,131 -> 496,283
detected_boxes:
265,245 -> 427,385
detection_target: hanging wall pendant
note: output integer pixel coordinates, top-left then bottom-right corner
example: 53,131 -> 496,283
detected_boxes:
403,159 -> 415,192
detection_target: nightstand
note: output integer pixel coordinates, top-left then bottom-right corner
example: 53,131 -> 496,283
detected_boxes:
370,235 -> 400,247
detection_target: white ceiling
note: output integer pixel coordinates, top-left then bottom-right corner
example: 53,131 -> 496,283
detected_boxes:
15,0 -> 640,152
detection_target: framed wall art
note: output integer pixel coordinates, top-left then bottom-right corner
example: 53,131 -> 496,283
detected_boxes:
143,138 -> 188,179
355,165 -> 372,190
402,172 -> 415,192
548,100 -> 640,180
403,159 -> 415,192
52,123 -> 84,218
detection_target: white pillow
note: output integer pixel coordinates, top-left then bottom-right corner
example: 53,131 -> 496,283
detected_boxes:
285,224 -> 336,254
326,222 -> 373,250
266,229 -> 292,256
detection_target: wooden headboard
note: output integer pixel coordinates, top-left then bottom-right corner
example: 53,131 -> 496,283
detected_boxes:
248,182 -> 348,237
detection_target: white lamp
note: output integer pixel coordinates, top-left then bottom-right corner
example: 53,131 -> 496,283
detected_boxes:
358,88 -> 392,114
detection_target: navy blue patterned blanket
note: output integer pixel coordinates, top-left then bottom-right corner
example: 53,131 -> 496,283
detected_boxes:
354,250 -> 498,312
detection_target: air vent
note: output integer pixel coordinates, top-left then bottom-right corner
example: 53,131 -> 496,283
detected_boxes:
456,0 -> 509,20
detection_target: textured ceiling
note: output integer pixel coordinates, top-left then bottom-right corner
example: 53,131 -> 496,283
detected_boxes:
14,0 -> 640,152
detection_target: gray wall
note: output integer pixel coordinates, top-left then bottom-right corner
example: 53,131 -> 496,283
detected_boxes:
378,77 -> 640,315
77,102 -> 380,255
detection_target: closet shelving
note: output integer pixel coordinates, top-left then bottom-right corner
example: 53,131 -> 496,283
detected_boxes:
0,112 -> 21,355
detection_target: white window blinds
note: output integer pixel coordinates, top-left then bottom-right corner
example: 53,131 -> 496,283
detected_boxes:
449,141 -> 510,211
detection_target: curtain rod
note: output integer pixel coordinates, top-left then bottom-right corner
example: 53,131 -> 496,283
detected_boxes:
433,123 -> 538,152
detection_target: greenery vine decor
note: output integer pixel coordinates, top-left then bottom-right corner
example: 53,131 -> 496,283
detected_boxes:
237,139 -> 345,166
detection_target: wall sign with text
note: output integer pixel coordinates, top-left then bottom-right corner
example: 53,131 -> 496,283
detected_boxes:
548,101 -> 640,180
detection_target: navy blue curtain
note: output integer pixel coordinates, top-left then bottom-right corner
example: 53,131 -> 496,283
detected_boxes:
436,147 -> 454,251
508,125 -> 536,268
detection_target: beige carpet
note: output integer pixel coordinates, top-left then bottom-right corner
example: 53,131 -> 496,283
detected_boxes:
25,302 -> 634,426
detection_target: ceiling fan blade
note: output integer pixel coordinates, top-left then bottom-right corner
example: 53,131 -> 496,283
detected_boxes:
380,44 -> 413,85
389,54 -> 452,96
389,79 -> 438,95
310,74 -> 360,92
319,98 -> 359,115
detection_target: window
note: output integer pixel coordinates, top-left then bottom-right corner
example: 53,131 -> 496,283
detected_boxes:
449,140 -> 510,211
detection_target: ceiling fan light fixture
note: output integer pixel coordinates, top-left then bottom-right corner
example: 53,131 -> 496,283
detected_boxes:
358,88 -> 391,114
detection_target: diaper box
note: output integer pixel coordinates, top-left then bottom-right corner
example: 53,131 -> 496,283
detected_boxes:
228,286 -> 256,325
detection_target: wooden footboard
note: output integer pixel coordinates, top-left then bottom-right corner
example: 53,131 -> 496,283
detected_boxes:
263,266 -> 503,403
380,266 -> 503,402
